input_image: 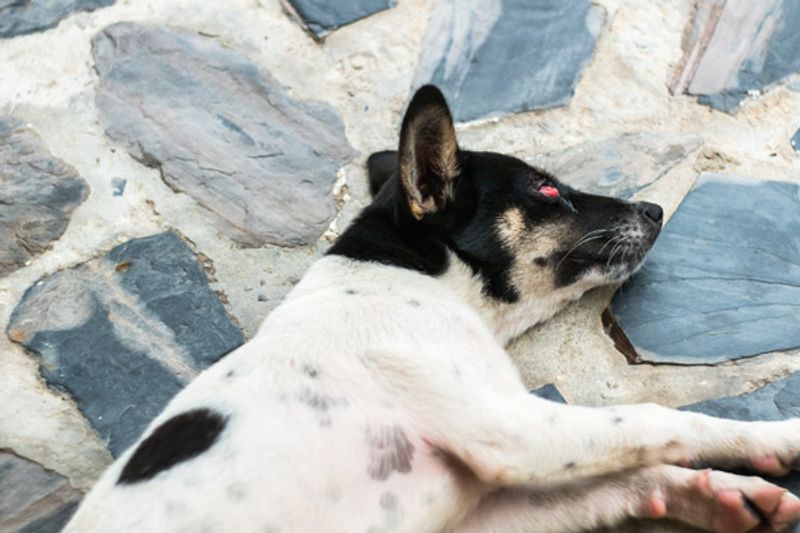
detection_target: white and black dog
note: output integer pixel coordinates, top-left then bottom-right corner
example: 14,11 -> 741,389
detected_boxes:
66,86 -> 800,532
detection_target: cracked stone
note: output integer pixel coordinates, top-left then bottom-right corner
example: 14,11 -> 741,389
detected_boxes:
6,231 -> 245,456
92,22 -> 355,247
673,0 -> 800,113
0,452 -> 82,532
412,0 -> 604,122
0,0 -> 114,39
532,132 -> 702,199
681,373 -> 800,496
283,0 -> 395,40
609,173 -> 800,364
0,116 -> 90,278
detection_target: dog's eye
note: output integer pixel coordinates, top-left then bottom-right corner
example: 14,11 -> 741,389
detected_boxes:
530,179 -> 560,200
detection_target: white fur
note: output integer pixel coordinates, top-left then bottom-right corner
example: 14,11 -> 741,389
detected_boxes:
66,253 -> 800,533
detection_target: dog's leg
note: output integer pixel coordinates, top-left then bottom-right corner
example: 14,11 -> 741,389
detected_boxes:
418,387 -> 800,486
450,465 -> 800,533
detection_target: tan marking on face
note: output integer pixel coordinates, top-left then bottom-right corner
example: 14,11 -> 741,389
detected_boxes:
496,208 -> 526,247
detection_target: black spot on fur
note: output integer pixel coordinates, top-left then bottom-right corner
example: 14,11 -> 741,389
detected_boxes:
302,364 -> 319,378
533,256 -> 547,267
366,425 -> 415,480
296,387 -> 346,412
118,409 -> 226,484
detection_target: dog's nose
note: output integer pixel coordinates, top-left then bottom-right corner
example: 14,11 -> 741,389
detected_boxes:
637,202 -> 663,227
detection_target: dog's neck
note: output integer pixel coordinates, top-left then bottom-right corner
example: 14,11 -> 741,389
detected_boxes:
296,253 -> 591,347
436,253 -> 597,345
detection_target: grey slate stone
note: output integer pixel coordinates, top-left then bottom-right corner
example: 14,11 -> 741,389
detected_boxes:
675,0 -> 800,113
283,0 -> 395,40
0,0 -> 113,38
92,22 -> 355,247
610,173 -> 800,364
792,128 -> 800,152
0,452 -> 82,532
413,0 -> 604,122
530,384 -> 567,404
6,231 -> 245,456
681,373 -> 800,498
111,177 -> 126,197
533,132 -> 702,199
0,116 -> 90,278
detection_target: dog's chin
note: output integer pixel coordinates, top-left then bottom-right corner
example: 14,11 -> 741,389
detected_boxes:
600,243 -> 655,284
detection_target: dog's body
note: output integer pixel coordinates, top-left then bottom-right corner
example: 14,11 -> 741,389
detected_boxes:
67,87 -> 800,532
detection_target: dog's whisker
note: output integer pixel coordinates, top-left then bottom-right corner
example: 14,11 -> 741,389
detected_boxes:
555,230 -> 608,270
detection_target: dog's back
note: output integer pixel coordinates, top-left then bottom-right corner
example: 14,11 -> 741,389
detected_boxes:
66,256 -> 506,532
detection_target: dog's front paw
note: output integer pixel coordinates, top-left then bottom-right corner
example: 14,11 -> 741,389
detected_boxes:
650,468 -> 800,532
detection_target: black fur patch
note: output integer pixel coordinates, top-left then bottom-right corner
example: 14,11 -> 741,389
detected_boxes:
118,408 -> 227,484
330,86 -> 659,302
366,425 -> 415,480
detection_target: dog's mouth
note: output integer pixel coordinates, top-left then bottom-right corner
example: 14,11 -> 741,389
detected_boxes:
556,201 -> 663,284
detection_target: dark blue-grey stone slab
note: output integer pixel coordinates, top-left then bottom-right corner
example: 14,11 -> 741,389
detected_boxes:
284,0 -> 395,40
93,22 -> 355,247
792,128 -> 800,152
412,0 -> 604,122
530,384 -> 567,404
610,173 -> 800,364
0,0 -> 113,38
533,132 -> 702,199
0,116 -> 89,278
684,0 -> 800,113
681,373 -> 800,498
0,452 -> 82,532
6,231 -> 245,456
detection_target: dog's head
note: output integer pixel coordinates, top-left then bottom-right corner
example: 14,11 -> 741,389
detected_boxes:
333,85 -> 661,332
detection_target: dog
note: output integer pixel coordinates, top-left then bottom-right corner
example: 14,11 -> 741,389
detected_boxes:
66,85 -> 800,532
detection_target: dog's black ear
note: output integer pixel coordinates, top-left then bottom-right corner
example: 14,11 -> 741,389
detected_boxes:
398,85 -> 459,219
367,150 -> 398,197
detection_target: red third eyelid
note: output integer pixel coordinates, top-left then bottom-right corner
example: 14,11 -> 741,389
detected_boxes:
539,185 -> 560,198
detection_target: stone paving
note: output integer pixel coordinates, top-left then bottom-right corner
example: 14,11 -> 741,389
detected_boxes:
1,1 -> 800,531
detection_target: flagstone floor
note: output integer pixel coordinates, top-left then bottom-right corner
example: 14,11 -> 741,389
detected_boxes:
2,1 -> 800,531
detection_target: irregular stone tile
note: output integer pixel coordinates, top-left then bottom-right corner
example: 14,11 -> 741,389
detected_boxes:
0,452 -> 82,532
92,22 -> 355,247
0,116 -> 89,278
412,0 -> 604,122
0,0 -> 113,39
674,0 -> 800,112
681,373 -> 800,496
531,132 -> 702,199
792,128 -> 800,152
282,0 -> 395,40
7,231 -> 245,456
530,384 -> 567,404
610,174 -> 800,364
